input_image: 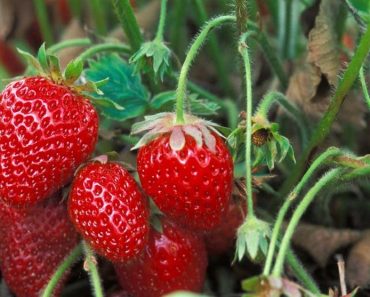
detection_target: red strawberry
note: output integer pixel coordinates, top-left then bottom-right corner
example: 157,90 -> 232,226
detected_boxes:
68,160 -> 149,262
134,113 -> 233,231
0,76 -> 98,206
0,199 -> 79,297
114,218 -> 208,297
204,196 -> 246,255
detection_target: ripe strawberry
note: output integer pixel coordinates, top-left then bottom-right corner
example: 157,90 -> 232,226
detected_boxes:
0,76 -> 98,206
0,199 -> 79,297
108,290 -> 131,297
204,196 -> 246,255
68,160 -> 149,262
114,218 -> 208,297
134,113 -> 234,231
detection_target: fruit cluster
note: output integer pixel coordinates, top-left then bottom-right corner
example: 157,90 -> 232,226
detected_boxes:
0,74 -> 242,296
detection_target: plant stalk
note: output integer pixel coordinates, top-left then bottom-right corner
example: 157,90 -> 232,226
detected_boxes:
263,147 -> 342,275
239,32 -> 255,218
76,43 -> 131,62
272,168 -> 342,276
83,242 -> 104,297
155,0 -> 168,42
175,15 -> 236,124
41,244 -> 83,297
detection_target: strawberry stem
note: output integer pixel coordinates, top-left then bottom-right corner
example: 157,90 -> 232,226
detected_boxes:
238,32 -> 255,218
272,168 -> 343,277
286,248 -> 321,294
175,15 -> 236,124
76,43 -> 131,62
48,38 -> 92,54
155,0 -> 168,42
83,242 -> 104,297
263,147 -> 342,276
359,66 -> 370,109
41,244 -> 83,297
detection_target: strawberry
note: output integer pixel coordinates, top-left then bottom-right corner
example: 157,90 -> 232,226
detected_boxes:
0,76 -> 98,206
204,196 -> 246,255
68,159 -> 149,262
133,113 -> 234,231
114,218 -> 208,297
0,199 -> 79,297
108,291 -> 131,297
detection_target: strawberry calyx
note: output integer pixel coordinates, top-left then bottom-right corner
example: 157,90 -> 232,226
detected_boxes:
16,44 -> 124,111
131,112 -> 224,152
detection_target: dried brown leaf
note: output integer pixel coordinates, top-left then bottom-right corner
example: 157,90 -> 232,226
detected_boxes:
307,0 -> 341,86
286,0 -> 365,127
347,233 -> 370,288
291,223 -> 362,267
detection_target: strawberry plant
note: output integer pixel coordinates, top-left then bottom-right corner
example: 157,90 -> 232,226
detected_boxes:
1,0 -> 370,297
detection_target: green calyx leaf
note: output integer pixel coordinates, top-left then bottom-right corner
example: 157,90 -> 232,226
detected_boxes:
235,216 -> 271,262
17,48 -> 44,74
37,43 -> 49,72
64,59 -> 84,84
130,40 -> 171,81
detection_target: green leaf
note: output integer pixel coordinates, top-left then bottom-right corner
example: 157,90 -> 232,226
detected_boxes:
17,48 -> 43,73
246,230 -> 260,260
130,40 -> 171,81
64,59 -> 83,83
85,54 -> 149,121
150,90 -> 176,109
150,90 -> 220,116
37,43 -> 48,71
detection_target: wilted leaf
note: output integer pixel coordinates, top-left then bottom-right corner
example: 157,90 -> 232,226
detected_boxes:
85,54 -> 149,121
287,0 -> 366,127
347,233 -> 370,287
291,223 -> 362,267
307,0 -> 341,86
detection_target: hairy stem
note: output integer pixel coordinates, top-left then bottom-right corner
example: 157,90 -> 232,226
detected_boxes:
286,248 -> 321,294
41,244 -> 83,297
272,168 -> 342,276
263,147 -> 342,275
279,21 -> 370,197
239,32 -> 255,218
155,0 -> 168,42
175,15 -> 236,124
76,43 -> 131,62
359,66 -> 370,109
48,38 -> 92,54
33,0 -> 54,45
83,242 -> 104,297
